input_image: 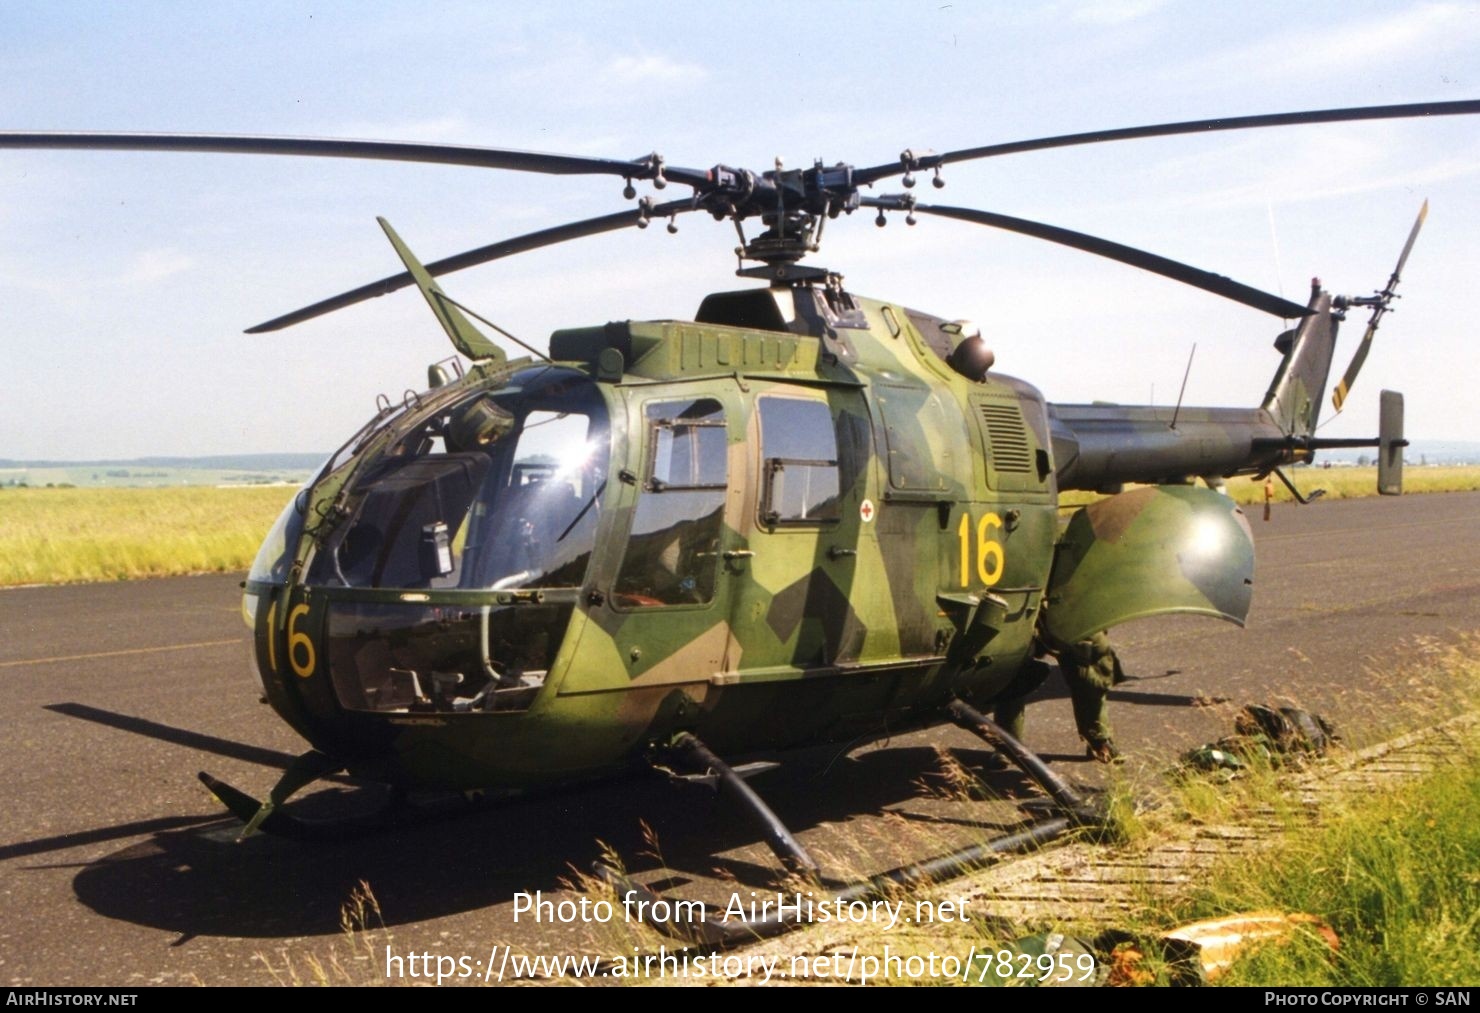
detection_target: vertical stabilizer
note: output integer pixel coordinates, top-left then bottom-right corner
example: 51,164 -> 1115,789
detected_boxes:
1378,390 -> 1404,495
1261,286 -> 1336,437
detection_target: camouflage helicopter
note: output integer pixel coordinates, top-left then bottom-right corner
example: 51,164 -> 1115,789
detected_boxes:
2,100 -> 1472,933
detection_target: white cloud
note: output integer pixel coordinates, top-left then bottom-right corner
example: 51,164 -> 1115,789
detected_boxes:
1273,3 -> 1471,75
1069,0 -> 1175,26
1142,131 -> 1480,213
1189,155 -> 1479,212
1162,3 -> 1477,86
118,248 -> 193,284
605,53 -> 707,84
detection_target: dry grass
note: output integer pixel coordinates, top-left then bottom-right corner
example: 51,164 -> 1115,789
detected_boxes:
977,637 -> 1480,987
1060,465 -> 1480,510
1225,465 -> 1480,503
254,881 -> 396,986
0,485 -> 292,586
1167,712 -> 1480,985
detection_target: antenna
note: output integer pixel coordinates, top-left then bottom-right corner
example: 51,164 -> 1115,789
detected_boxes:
1169,342 -> 1197,431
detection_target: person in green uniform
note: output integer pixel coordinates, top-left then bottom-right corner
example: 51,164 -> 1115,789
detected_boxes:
1055,629 -> 1125,763
992,629 -> 1125,764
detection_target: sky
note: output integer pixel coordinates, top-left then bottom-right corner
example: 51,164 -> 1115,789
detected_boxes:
1,0 -> 1477,459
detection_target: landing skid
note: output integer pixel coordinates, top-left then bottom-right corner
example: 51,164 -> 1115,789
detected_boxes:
200,706 -> 1102,933
596,701 -> 1104,947
198,772 -> 416,842
199,749 -> 451,842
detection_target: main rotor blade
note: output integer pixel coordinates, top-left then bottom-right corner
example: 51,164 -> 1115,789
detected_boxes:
854,100 -> 1480,184
246,198 -> 697,333
0,131 -> 708,182
1331,200 -> 1428,411
867,198 -> 1310,318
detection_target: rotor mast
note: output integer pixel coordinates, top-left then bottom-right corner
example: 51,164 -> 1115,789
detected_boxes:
680,158 -> 861,280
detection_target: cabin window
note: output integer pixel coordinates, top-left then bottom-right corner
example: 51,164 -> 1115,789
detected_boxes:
758,397 -> 840,526
614,398 -> 727,607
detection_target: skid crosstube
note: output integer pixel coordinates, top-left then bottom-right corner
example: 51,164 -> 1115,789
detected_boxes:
596,711 -> 1103,947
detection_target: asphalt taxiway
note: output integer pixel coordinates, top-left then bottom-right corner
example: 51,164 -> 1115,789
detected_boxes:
2,491 -> 1477,985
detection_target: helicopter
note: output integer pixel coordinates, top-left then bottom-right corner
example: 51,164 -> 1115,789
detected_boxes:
2,99 -> 1472,939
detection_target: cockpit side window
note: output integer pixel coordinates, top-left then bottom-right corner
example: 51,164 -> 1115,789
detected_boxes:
306,369 -> 610,591
614,398 -> 727,608
463,408 -> 606,590
329,452 -> 490,588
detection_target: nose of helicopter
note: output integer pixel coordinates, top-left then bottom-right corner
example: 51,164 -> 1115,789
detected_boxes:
238,365 -> 616,783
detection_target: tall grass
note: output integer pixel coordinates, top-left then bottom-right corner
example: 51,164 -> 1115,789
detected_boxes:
1164,641 -> 1480,986
1170,733 -> 1480,986
0,486 -> 292,586
255,881 -> 395,986
896,640 -> 1480,987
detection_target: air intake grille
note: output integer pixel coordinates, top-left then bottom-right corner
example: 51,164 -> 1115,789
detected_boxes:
979,401 -> 1033,474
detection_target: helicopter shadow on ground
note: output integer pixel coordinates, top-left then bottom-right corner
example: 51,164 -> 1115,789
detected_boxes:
1026,670 -> 1216,710
68,737 -> 1044,940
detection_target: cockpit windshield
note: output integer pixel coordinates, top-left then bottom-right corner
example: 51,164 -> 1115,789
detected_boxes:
306,367 -> 610,591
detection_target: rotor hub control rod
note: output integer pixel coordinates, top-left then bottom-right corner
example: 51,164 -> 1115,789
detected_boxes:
662,732 -> 819,877
946,699 -> 1096,821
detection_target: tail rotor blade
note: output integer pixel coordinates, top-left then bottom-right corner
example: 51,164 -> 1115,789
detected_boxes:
1331,317 -> 1380,411
1331,201 -> 1428,411
1389,198 -> 1429,286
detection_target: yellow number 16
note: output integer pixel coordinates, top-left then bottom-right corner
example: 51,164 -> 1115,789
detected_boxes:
958,512 -> 1005,588
266,599 -> 317,678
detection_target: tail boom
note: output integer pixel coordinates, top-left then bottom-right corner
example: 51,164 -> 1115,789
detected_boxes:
1050,286 -> 1338,492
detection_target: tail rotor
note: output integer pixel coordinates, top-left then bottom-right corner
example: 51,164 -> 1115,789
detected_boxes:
1331,201 -> 1428,412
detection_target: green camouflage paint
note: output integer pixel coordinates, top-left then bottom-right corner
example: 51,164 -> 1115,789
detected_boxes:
242,279 -> 1338,792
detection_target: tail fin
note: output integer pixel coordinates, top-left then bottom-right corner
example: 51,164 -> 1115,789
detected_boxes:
1261,284 -> 1337,437
1378,390 -> 1404,495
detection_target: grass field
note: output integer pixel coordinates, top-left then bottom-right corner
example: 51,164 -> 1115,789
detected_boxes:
854,638 -> 1480,987
1141,639 -> 1480,987
0,485 -> 294,586
1055,465 -> 1480,509
2,467 -> 1478,587
1225,464 -> 1480,503
1179,739 -> 1480,986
